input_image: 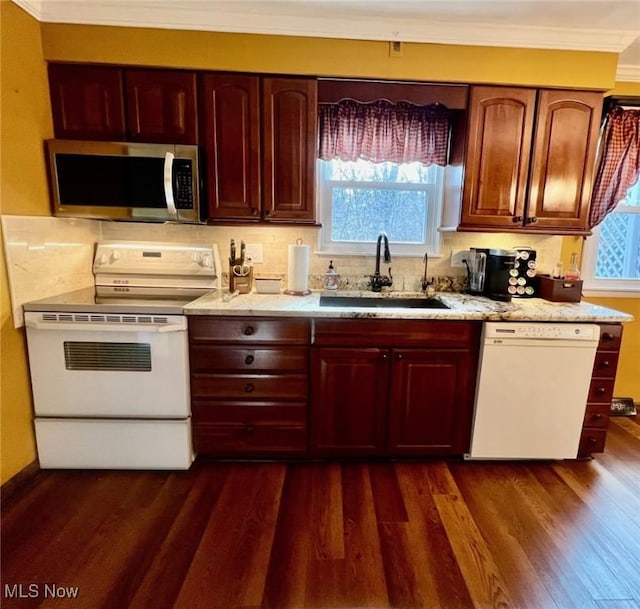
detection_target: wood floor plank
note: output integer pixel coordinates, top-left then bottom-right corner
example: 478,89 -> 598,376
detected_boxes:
506,463 -> 635,602
369,463 -> 409,523
449,462 -> 561,609
173,464 -> 286,609
309,463 -> 344,560
304,464 -> 389,609
610,416 -> 640,441
394,463 -> 475,609
433,491 -> 518,609
128,463 -> 230,609
261,464 -> 314,609
451,462 -> 599,609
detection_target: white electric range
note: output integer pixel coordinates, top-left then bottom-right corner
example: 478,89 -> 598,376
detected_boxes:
23,241 -> 221,470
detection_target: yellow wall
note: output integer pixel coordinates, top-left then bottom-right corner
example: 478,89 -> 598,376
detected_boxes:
40,24 -> 617,90
0,0 -> 53,483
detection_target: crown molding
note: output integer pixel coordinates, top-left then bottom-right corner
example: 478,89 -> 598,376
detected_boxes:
11,0 -> 639,54
616,64 -> 640,83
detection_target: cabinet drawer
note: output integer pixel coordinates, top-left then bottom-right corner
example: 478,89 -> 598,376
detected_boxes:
591,351 -> 620,378
190,317 -> 309,344
192,401 -> 307,423
598,324 -> 622,351
578,428 -> 607,456
190,345 -> 308,372
313,319 -> 480,348
587,377 -> 615,404
191,373 -> 307,400
194,403 -> 307,456
583,403 -> 610,429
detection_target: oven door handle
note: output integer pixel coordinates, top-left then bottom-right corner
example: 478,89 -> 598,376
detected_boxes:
25,320 -> 186,333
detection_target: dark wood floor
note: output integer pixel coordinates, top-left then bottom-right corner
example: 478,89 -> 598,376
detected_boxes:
2,415 -> 640,609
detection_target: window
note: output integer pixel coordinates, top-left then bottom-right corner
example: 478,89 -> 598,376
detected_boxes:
583,179 -> 640,295
317,158 -> 444,257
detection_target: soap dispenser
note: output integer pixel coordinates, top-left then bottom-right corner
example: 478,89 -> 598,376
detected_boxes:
323,260 -> 339,290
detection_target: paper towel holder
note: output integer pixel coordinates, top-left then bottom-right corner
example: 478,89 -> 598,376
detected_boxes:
285,237 -> 312,296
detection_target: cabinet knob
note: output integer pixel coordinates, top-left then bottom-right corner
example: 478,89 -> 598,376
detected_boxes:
596,387 -> 606,395
251,208 -> 259,216
395,353 -> 403,360
527,216 -> 538,224
599,360 -> 610,368
592,413 -> 603,420
245,425 -> 255,434
265,209 -> 272,217
245,354 -> 255,365
588,436 -> 598,444
512,215 -> 523,223
602,332 -> 614,341
244,326 -> 255,336
382,353 -> 388,360
244,383 -> 254,393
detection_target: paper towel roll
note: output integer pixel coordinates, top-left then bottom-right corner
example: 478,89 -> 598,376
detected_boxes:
287,243 -> 310,294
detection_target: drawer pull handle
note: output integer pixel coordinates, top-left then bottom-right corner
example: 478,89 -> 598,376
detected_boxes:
527,216 -> 538,224
244,326 -> 255,336
512,215 -> 523,223
245,425 -> 255,434
588,436 -> 598,444
596,387 -> 606,395
600,360 -> 610,368
592,413 -> 603,420
244,383 -> 254,393
245,355 -> 255,365
602,332 -> 614,341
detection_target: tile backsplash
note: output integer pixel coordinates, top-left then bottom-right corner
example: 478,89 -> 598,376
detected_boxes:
2,215 -> 563,327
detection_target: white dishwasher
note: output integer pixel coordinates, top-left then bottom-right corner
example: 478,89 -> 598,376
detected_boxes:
466,322 -> 600,460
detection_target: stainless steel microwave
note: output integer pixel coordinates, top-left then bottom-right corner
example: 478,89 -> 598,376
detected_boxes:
46,140 -> 202,223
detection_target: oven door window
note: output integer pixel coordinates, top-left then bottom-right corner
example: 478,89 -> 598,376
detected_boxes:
64,341 -> 151,372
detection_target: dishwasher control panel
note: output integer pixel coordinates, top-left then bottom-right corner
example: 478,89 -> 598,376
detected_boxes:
483,322 -> 601,342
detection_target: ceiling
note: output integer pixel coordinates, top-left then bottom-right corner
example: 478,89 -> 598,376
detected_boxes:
13,0 -> 640,81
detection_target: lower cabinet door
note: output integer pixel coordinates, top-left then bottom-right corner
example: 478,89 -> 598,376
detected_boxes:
310,348 -> 388,456
388,349 -> 475,455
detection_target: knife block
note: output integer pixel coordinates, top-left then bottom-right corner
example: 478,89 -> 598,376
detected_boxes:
229,262 -> 253,294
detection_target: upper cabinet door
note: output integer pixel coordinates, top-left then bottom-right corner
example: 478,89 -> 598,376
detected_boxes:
48,64 -> 125,140
201,73 -> 261,220
125,70 -> 197,144
461,86 -> 537,229
527,90 -> 603,230
262,78 -> 318,222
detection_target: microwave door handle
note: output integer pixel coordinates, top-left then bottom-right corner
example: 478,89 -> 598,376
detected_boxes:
163,152 -> 178,220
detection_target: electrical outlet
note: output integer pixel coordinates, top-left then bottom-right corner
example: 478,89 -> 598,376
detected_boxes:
244,243 -> 263,264
450,249 -> 469,268
389,40 -> 404,57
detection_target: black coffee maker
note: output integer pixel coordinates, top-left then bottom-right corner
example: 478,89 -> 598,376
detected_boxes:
485,249 -> 516,301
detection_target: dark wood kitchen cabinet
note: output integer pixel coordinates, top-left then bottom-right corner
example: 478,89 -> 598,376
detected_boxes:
125,69 -> 198,144
578,323 -> 623,457
48,64 -> 126,140
189,316 -> 310,457
48,64 -> 197,143
460,86 -> 602,234
311,319 -> 481,457
201,73 -> 317,223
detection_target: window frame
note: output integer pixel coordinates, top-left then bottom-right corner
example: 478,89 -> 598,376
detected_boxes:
315,159 -> 444,258
582,182 -> 640,298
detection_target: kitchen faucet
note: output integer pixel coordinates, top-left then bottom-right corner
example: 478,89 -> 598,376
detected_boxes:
371,232 -> 393,292
422,252 -> 433,292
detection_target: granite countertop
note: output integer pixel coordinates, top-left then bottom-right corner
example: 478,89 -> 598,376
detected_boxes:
184,290 -> 634,322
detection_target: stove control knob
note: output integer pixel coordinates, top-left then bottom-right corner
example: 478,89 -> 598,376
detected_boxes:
192,252 -> 201,264
97,254 -> 108,266
201,255 -> 212,268
110,250 -> 121,263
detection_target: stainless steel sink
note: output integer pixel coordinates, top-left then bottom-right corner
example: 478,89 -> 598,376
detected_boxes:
319,295 -> 449,309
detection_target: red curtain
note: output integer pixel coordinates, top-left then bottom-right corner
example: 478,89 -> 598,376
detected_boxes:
589,106 -> 640,228
319,100 -> 450,166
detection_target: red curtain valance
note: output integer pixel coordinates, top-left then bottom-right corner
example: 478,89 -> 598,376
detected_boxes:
318,99 -> 451,166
